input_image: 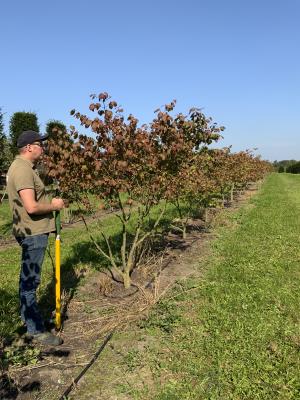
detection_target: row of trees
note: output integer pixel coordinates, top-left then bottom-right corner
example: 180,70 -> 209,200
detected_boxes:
273,159 -> 299,173
0,108 -> 66,174
43,93 -> 272,289
285,162 -> 300,174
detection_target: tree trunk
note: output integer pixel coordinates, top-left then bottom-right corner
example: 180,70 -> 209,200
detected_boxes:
204,208 -> 209,226
230,183 -> 235,202
123,270 -> 131,289
182,225 -> 187,240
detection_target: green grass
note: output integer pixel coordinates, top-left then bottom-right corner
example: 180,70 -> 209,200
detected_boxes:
71,173 -> 300,400
129,173 -> 300,399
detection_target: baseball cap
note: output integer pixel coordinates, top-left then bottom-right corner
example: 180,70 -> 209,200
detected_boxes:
17,130 -> 49,148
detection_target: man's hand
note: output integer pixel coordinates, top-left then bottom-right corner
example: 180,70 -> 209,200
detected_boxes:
51,198 -> 65,211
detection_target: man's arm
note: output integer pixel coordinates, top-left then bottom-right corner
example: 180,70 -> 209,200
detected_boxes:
19,189 -> 64,215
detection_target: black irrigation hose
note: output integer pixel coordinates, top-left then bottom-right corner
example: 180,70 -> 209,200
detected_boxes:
59,330 -> 114,400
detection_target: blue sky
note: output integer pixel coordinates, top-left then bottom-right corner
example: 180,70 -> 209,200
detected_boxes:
1,0 -> 299,161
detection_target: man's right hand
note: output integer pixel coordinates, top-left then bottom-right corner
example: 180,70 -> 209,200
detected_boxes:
51,198 -> 65,211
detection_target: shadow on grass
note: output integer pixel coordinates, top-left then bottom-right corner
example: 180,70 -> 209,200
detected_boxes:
60,204 -> 205,271
0,366 -> 41,399
0,373 -> 19,400
149,204 -> 207,239
0,376 -> 41,399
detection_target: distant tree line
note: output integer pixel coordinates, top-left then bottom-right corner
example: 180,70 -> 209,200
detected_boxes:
285,162 -> 300,174
273,160 -> 300,173
0,107 -> 66,175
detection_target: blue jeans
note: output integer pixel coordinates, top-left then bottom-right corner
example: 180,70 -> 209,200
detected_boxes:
16,234 -> 49,335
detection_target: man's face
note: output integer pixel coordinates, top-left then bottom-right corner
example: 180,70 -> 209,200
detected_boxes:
26,141 -> 44,161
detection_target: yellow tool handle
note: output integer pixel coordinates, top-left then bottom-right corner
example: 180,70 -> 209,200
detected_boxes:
55,236 -> 61,330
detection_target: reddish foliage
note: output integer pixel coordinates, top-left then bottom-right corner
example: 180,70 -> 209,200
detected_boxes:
42,93 -> 271,287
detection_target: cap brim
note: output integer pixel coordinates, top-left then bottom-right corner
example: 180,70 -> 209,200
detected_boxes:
40,134 -> 49,141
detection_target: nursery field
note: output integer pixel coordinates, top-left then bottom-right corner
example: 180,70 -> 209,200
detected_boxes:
68,173 -> 300,399
1,172 -> 300,399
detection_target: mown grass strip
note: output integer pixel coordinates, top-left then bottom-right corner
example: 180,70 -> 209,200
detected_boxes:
113,173 -> 300,399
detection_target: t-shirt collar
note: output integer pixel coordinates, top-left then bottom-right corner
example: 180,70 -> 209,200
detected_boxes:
16,155 -> 35,169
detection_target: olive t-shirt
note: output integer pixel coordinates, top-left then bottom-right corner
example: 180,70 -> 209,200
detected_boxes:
6,156 -> 55,237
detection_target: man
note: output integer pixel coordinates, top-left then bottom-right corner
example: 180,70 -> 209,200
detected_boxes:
7,130 -> 64,346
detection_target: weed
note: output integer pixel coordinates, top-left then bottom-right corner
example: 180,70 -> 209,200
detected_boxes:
139,300 -> 182,334
122,349 -> 143,372
2,343 -> 41,367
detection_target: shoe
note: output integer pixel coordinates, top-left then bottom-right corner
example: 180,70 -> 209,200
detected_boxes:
32,332 -> 63,346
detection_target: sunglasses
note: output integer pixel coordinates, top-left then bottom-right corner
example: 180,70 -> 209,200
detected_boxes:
31,142 -> 44,147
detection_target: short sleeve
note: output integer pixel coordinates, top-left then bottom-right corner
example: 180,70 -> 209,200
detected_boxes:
14,166 -> 35,192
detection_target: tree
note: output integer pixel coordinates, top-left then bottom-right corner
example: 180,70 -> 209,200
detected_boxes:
286,162 -> 300,174
0,108 -> 12,173
46,120 -> 67,139
9,112 -> 39,156
273,159 -> 297,172
44,93 -> 224,288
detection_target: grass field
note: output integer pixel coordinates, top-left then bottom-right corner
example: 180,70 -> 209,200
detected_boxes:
2,173 -> 300,399
68,173 -> 300,399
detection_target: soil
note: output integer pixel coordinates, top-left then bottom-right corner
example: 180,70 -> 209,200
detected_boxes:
0,185 -> 258,400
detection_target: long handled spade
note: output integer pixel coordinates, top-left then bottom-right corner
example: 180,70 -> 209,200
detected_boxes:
55,210 -> 61,330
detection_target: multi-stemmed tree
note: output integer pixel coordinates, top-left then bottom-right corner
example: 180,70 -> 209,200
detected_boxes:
44,94 -> 224,287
